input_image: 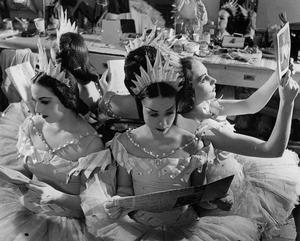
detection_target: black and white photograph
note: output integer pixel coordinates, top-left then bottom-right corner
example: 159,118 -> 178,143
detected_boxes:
0,1 -> 299,241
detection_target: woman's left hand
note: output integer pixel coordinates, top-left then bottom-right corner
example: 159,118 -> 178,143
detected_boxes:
26,180 -> 63,204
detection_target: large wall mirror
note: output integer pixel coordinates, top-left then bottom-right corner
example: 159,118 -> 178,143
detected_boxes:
218,0 -> 258,39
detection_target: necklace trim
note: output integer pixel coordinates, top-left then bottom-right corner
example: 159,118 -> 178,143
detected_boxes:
30,117 -> 99,154
126,130 -> 198,159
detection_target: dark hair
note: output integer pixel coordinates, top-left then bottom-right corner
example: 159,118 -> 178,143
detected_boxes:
137,82 -> 178,101
32,71 -> 89,115
124,45 -> 158,96
124,45 -> 180,120
57,32 -> 99,85
178,56 -> 196,114
220,7 -> 235,35
220,4 -> 254,36
233,6 -> 254,36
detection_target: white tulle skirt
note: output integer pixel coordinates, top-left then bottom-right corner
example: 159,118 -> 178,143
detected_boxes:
0,102 -> 29,168
0,181 -> 99,241
205,150 -> 300,238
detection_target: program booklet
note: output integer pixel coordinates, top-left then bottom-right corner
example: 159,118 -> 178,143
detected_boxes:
5,61 -> 35,102
107,59 -> 129,95
112,175 -> 234,213
275,22 -> 291,80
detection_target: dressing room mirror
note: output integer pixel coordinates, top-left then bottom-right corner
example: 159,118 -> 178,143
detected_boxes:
218,0 -> 258,39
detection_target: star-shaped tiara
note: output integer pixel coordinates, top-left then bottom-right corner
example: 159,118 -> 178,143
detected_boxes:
131,50 -> 183,95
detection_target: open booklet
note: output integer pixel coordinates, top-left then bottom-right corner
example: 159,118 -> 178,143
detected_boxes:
113,175 -> 234,213
5,61 -> 35,102
0,165 -> 68,215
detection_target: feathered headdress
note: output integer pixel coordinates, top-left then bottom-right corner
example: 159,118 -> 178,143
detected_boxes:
56,6 -> 78,50
37,38 -> 72,87
221,0 -> 238,17
131,50 -> 183,95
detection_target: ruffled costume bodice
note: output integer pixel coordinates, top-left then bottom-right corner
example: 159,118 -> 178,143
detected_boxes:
111,132 -> 209,227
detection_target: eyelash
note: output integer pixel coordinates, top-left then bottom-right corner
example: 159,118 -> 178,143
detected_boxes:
40,101 -> 50,105
149,111 -> 174,117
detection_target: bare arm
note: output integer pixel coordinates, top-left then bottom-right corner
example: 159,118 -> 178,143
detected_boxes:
116,166 -> 134,197
205,78 -> 298,157
218,71 -> 279,116
99,91 -> 139,119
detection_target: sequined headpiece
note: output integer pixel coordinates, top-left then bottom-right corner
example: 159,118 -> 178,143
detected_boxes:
221,0 -> 238,17
37,38 -> 72,87
131,50 -> 182,95
56,6 -> 78,49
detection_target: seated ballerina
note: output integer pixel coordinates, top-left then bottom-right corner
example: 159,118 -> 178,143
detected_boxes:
176,55 -> 300,238
0,9 -> 107,169
81,46 -> 299,241
101,45 -> 300,239
0,52 -> 112,241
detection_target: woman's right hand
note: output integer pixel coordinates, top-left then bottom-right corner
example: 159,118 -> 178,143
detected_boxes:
99,69 -> 110,96
103,196 -> 132,220
279,72 -> 299,104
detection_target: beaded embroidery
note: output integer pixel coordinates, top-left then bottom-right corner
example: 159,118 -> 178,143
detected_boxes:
126,130 -> 199,159
29,117 -> 99,157
103,91 -> 121,119
111,133 -> 207,181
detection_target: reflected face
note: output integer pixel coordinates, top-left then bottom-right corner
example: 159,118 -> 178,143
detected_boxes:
218,9 -> 230,31
142,96 -> 176,136
190,60 -> 216,104
31,84 -> 67,123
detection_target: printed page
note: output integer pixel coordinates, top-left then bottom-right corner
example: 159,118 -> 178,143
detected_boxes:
113,175 -> 234,212
5,61 -> 35,102
107,59 -> 129,95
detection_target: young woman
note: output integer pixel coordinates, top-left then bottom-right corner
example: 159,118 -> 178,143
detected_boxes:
82,47 -> 299,240
0,66 -> 110,241
177,55 -> 300,238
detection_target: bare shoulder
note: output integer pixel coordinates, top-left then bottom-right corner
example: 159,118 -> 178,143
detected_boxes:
79,135 -> 104,156
77,120 -> 104,154
174,125 -> 195,142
